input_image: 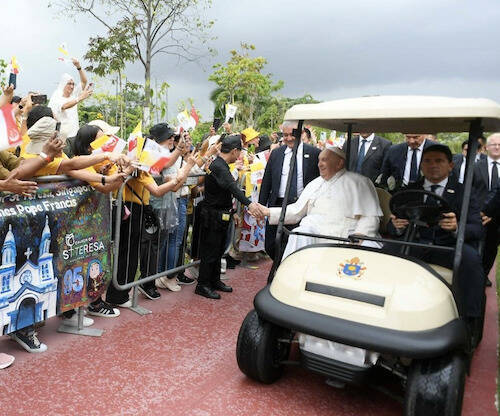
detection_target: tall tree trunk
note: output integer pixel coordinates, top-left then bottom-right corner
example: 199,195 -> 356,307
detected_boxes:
118,69 -> 124,135
143,1 -> 153,126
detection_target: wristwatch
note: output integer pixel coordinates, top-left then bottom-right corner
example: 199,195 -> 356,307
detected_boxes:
39,152 -> 53,163
101,175 -> 106,185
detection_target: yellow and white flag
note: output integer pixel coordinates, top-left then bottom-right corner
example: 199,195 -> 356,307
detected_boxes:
127,121 -> 144,160
91,134 -> 127,155
138,139 -> 171,174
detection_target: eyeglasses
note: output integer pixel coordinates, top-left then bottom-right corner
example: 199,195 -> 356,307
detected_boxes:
487,143 -> 500,148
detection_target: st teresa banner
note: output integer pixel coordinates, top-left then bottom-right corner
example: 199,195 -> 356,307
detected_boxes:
0,179 -> 111,335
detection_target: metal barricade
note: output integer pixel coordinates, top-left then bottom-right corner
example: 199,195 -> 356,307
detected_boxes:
111,172 -> 206,315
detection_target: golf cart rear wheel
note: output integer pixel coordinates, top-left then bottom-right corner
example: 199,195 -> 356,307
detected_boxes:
404,354 -> 466,416
236,309 -> 290,384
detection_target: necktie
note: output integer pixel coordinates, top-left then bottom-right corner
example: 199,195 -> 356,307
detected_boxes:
427,184 -> 440,206
289,152 -> 298,202
491,161 -> 499,191
409,149 -> 419,182
355,139 -> 367,173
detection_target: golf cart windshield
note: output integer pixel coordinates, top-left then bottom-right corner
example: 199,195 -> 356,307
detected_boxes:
272,95 -> 500,316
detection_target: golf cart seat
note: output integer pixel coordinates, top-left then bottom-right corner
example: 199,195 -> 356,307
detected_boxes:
376,187 -> 392,234
429,264 -> 453,285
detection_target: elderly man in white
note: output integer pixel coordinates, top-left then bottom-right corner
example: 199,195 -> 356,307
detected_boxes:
257,144 -> 383,259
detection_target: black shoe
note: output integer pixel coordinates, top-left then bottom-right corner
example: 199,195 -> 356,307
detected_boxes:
138,286 -> 161,300
195,285 -> 221,299
486,278 -> 492,287
177,273 -> 196,285
225,255 -> 241,269
212,280 -> 233,293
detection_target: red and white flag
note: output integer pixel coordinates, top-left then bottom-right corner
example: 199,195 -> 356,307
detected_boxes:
0,104 -> 22,151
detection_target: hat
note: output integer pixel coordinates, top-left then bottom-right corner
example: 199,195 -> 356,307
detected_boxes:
422,143 -> 453,162
149,123 -> 175,144
89,119 -> 120,136
256,134 -> 271,153
241,127 -> 260,143
221,134 -> 243,153
324,140 -> 346,159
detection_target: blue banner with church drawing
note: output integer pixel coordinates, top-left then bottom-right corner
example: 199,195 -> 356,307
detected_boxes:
0,180 -> 111,335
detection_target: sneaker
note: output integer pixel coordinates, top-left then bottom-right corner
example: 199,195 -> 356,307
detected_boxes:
177,273 -> 195,285
164,277 -> 181,292
62,314 -> 94,327
0,353 -> 15,369
10,329 -> 47,353
220,258 -> 227,274
138,285 -> 161,300
88,300 -> 120,318
155,276 -> 169,289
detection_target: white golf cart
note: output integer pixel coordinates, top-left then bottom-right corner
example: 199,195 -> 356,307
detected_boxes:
236,96 -> 500,415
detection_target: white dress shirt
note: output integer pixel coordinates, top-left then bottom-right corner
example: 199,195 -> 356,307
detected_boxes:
423,178 -> 448,197
403,139 -> 426,185
279,143 -> 304,198
487,156 -> 500,190
357,133 -> 375,155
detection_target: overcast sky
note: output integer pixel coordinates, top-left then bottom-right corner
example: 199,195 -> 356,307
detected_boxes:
3,0 -> 500,123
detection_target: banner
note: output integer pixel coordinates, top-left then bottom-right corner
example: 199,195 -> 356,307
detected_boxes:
0,180 -> 111,335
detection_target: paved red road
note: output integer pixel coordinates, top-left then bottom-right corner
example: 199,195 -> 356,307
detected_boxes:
0,260 -> 497,415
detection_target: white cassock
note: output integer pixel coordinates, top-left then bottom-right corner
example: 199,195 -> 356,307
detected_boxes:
268,169 -> 383,259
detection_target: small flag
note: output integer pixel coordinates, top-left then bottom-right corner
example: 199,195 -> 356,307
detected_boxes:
190,107 -> 199,125
138,139 -> 171,174
127,121 -> 144,160
91,134 -> 127,155
225,104 -> 237,123
58,43 -> 69,56
0,105 -> 22,151
10,57 -> 19,75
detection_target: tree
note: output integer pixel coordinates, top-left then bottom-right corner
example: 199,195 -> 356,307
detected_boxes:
208,43 -> 283,129
84,22 -> 137,134
55,0 -> 214,124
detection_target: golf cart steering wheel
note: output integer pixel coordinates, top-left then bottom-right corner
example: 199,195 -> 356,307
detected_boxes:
389,189 -> 452,227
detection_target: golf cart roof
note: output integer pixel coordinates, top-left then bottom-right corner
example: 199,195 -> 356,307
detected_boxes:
284,95 -> 500,133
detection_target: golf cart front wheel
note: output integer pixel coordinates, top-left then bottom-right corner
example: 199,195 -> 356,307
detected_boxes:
236,309 -> 290,384
404,353 -> 466,416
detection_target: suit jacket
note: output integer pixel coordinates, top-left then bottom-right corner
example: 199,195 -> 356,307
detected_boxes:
388,175 -> 483,246
258,143 -> 320,207
452,153 -> 487,182
471,157 -> 500,209
380,139 -> 436,187
343,135 -> 391,183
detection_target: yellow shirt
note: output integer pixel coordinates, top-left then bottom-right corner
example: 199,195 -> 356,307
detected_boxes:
121,171 -> 155,205
0,151 -> 21,179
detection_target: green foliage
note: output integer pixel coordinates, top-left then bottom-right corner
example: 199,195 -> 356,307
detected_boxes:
191,122 -> 212,144
0,59 -> 9,88
208,43 -> 283,130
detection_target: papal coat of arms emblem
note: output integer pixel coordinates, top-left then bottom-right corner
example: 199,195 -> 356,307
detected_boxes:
337,257 -> 366,279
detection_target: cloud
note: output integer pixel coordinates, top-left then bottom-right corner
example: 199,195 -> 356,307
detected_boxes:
3,0 -> 500,123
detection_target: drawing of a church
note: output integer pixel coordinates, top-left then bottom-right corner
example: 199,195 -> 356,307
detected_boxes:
0,216 -> 58,334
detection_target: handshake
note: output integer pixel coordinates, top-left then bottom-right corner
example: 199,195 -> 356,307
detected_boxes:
247,202 -> 270,220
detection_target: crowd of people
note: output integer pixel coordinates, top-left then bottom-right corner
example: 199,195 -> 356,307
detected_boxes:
0,61 -> 497,371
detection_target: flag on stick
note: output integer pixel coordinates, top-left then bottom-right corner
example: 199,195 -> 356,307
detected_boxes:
127,121 -> 144,160
91,134 -> 127,154
138,139 -> 171,174
0,105 -> 22,151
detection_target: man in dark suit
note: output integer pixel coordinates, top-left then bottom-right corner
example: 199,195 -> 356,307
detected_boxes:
452,140 -> 487,183
388,144 -> 485,323
380,134 -> 436,191
259,121 -> 320,259
343,132 -> 391,183
472,133 -> 500,285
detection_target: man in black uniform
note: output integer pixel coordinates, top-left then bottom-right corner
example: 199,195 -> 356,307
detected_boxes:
195,134 -> 261,299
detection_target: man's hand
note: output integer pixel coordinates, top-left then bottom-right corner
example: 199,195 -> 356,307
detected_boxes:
439,212 -> 458,231
390,214 -> 409,230
42,132 -> 64,159
0,171 -> 38,195
223,122 -> 232,134
72,58 -> 81,69
107,172 -> 127,184
481,211 -> 492,226
248,202 -> 269,219
206,142 -> 221,158
1,84 -> 15,106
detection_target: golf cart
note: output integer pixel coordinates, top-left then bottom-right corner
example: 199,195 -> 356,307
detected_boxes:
236,96 -> 500,415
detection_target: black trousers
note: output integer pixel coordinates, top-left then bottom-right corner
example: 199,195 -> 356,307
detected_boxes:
106,203 -> 156,305
264,198 -> 298,260
384,242 -> 485,318
482,221 -> 500,276
198,208 -> 230,287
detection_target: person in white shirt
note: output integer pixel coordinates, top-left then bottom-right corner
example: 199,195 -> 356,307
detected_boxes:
48,59 -> 92,139
256,144 -> 382,259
